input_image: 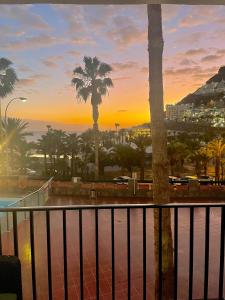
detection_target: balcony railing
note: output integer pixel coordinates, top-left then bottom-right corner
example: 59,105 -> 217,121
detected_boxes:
0,202 -> 225,299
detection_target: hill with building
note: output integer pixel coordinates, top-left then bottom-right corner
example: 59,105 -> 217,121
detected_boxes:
178,66 -> 225,108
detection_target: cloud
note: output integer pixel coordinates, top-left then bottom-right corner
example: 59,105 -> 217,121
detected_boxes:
0,25 -> 25,38
107,16 -> 146,49
112,61 -> 139,71
179,59 -> 197,66
165,66 -> 202,76
185,48 -> 206,56
176,32 -> 203,45
201,54 -> 222,63
18,74 -> 48,87
0,5 -> 50,30
179,6 -> 225,28
162,5 -> 181,22
42,55 -> 64,68
68,50 -> 80,56
1,34 -> 65,51
52,5 -> 94,45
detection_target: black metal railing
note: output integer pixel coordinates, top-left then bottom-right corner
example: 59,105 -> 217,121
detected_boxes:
0,203 -> 224,300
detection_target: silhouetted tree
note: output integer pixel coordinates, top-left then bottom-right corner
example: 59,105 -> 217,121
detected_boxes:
72,56 -> 113,180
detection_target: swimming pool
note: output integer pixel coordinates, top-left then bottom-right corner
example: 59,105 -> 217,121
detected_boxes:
0,198 -> 20,208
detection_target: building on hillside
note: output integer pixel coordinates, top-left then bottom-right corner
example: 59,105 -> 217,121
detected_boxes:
166,103 -> 193,121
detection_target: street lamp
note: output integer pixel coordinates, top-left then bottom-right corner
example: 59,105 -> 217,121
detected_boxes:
4,97 -> 27,123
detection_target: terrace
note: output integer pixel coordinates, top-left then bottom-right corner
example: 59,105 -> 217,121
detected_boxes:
0,0 -> 225,299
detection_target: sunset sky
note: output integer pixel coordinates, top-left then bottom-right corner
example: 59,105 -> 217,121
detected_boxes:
0,4 -> 225,132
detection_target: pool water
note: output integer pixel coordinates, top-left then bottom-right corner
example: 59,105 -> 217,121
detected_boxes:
0,198 -> 20,208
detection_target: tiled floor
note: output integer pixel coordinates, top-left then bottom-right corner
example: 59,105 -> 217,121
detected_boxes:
1,196 -> 225,299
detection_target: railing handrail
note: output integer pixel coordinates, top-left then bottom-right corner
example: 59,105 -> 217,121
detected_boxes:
7,177 -> 53,208
1,201 -> 225,212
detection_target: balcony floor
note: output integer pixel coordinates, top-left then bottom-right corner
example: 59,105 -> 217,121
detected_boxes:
1,196 -> 224,300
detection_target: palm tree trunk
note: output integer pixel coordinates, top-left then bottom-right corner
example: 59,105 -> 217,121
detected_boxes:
148,5 -> 174,299
92,103 -> 99,180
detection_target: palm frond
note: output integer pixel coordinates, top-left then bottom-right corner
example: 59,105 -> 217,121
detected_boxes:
73,66 -> 88,78
72,78 -> 85,90
0,58 -> 12,71
77,86 -> 92,102
0,59 -> 18,98
98,63 -> 113,77
103,77 -> 113,87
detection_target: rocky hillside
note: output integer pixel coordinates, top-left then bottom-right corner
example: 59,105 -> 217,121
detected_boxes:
179,66 -> 225,107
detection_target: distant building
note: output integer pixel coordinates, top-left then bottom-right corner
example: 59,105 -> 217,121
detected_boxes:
166,103 -> 193,121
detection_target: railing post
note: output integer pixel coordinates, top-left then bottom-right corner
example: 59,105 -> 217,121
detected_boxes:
6,212 -> 9,231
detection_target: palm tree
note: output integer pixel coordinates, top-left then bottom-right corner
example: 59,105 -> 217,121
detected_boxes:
129,133 -> 151,180
168,141 -> 189,176
208,138 -> 225,181
0,58 -> 18,142
148,5 -> 174,299
3,118 -> 32,174
72,56 -> 113,180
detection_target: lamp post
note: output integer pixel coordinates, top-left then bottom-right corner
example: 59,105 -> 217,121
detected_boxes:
4,97 -> 27,123
4,97 -> 27,175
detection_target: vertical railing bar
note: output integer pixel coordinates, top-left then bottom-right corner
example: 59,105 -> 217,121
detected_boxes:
46,210 -> 52,300
30,211 -> 37,300
189,207 -> 194,300
79,209 -> 84,300
13,211 -> 18,257
143,208 -> 146,300
158,207 -> 162,300
95,208 -> 99,300
0,219 -> 2,255
111,208 -> 115,300
63,210 -> 68,300
174,207 -> 178,300
219,206 -> 225,299
204,207 -> 210,299
127,208 -> 131,300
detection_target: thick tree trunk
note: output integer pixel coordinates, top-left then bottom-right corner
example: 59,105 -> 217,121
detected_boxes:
148,4 -> 174,300
92,103 -> 99,180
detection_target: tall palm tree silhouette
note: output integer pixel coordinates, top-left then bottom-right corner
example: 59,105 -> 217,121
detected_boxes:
0,58 -> 18,143
72,56 -> 113,179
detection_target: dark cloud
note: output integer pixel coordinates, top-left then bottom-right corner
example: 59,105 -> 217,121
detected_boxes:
201,54 -> 222,63
179,59 -> 197,66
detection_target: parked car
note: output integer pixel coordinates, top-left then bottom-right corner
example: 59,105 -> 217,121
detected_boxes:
169,176 -> 180,184
179,176 -> 197,185
113,176 -> 132,184
198,175 -> 214,185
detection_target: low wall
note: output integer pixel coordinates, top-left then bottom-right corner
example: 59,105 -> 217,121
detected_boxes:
51,181 -> 225,200
0,177 -> 46,196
